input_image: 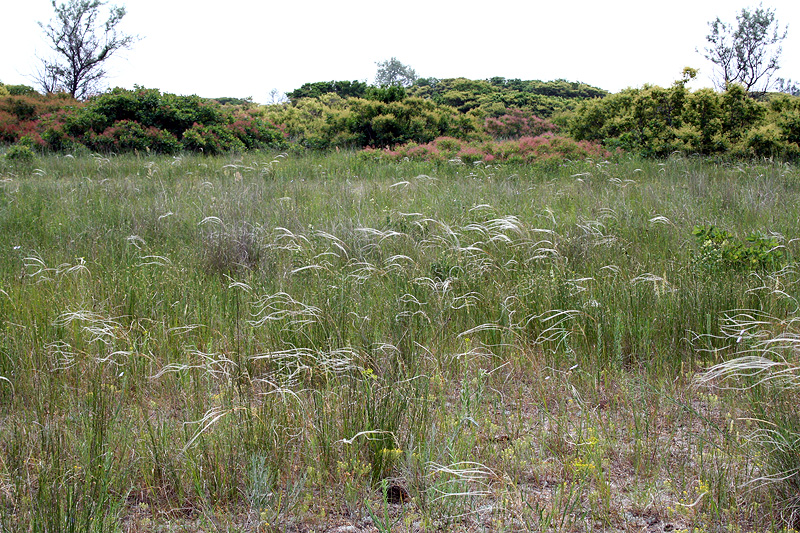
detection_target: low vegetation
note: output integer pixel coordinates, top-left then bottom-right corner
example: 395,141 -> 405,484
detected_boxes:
0,152 -> 798,531
3,76 -> 800,165
3,1 -> 799,529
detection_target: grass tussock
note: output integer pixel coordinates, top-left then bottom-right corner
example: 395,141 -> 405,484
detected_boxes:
0,151 -> 799,531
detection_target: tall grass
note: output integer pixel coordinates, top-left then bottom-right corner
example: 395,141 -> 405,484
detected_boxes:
0,151 -> 798,530
698,305 -> 800,526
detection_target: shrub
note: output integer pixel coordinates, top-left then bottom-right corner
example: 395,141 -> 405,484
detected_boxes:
40,117 -> 81,153
347,97 -> 479,147
86,120 -> 181,154
15,135 -> 44,150
0,111 -> 19,143
741,124 -> 799,159
287,80 -> 369,103
263,94 -> 478,149
181,123 -> 246,154
365,85 -> 407,103
3,143 -> 36,166
769,95 -> 800,147
0,93 -> 79,121
0,87 -> 286,154
82,87 -> 228,137
227,116 -> 287,150
3,84 -> 38,96
365,134 -> 610,164
484,109 -> 558,139
567,83 -> 800,159
409,77 -> 607,118
490,134 -> 611,163
0,93 -> 79,147
692,225 -> 786,271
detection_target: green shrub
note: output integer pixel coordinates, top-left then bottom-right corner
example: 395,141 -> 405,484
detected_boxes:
720,84 -> 764,143
365,85 -> 407,103
40,123 -> 75,152
740,124 -> 799,159
3,143 -> 36,166
263,94 -> 478,149
409,77 -> 606,118
346,97 -> 479,147
567,83 -> 798,158
82,87 -> 229,137
0,86 -> 285,154
181,123 -> 246,154
769,94 -> 800,147
692,225 -> 786,271
3,84 -> 38,96
287,80 -> 369,103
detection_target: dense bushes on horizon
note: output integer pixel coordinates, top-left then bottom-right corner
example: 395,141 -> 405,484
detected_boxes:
408,77 -> 607,118
568,82 -> 800,158
3,77 -> 800,162
0,87 -> 286,155
286,80 -> 370,103
259,93 -> 480,150
0,82 -> 39,97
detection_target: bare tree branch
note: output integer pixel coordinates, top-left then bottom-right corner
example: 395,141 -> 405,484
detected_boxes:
35,0 -> 139,99
701,4 -> 787,96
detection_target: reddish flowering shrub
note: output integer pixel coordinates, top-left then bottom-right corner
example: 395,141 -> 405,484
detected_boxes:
363,135 -> 610,164
404,142 -> 441,160
227,116 -> 287,149
457,146 -> 483,164
0,94 -> 79,122
0,113 -> 47,147
85,120 -> 181,154
0,111 -> 20,143
0,94 -> 80,149
38,109 -> 83,151
487,134 -> 611,163
484,109 -> 558,139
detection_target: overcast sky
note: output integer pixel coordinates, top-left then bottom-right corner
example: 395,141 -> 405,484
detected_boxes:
2,0 -> 799,102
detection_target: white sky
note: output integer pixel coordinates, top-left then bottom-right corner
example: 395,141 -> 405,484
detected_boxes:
2,0 -> 799,103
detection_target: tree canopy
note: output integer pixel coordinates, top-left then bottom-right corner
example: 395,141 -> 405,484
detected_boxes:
36,0 -> 138,99
702,4 -> 788,95
374,57 -> 418,87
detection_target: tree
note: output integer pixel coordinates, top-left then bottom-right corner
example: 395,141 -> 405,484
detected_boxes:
36,0 -> 138,99
374,57 -> 418,87
775,78 -> 800,97
286,80 -> 368,103
267,88 -> 288,105
701,4 -> 787,95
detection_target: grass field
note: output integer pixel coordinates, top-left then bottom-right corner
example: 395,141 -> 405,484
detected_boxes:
0,151 -> 799,532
